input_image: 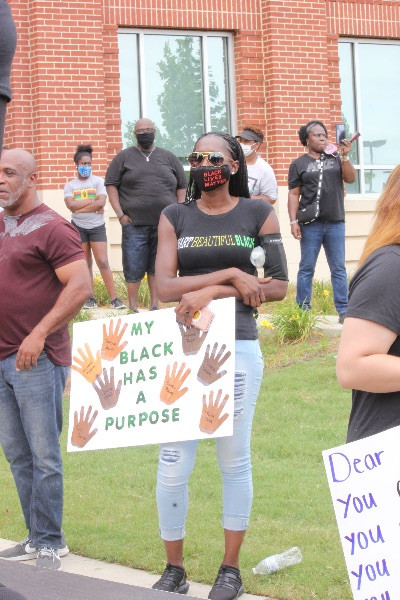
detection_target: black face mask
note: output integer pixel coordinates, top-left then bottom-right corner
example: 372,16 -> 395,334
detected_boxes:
190,165 -> 231,192
136,132 -> 155,148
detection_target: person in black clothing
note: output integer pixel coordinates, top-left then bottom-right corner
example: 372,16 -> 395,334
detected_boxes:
0,0 -> 17,152
152,132 -> 288,600
337,164 -> 400,442
105,117 -> 187,312
287,120 -> 356,323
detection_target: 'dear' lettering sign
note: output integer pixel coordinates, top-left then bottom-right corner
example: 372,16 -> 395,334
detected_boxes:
67,298 -> 235,452
322,426 -> 400,600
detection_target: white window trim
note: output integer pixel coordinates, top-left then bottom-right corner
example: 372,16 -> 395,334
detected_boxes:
339,37 -> 399,197
118,28 -> 237,137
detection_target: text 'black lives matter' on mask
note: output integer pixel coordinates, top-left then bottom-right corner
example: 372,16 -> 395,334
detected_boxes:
190,165 -> 231,192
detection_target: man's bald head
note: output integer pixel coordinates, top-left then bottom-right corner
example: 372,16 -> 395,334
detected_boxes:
1,147 -> 37,177
0,147 -> 39,214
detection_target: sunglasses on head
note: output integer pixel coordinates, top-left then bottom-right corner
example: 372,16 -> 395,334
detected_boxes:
187,151 -> 228,168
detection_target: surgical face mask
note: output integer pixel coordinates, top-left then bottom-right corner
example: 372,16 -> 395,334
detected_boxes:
77,164 -> 92,178
190,165 -> 231,192
240,142 -> 255,157
136,132 -> 155,149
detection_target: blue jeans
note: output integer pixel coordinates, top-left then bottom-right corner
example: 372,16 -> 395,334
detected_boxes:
297,220 -> 348,314
121,223 -> 158,283
0,351 -> 69,549
156,340 -> 264,541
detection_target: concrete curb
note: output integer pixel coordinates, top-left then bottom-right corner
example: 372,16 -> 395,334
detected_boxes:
0,538 -> 273,599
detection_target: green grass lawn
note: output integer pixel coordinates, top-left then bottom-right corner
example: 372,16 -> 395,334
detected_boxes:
0,335 -> 353,600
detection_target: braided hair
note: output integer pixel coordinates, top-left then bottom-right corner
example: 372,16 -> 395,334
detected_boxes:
73,144 -> 93,164
298,121 -> 327,147
185,132 -> 250,203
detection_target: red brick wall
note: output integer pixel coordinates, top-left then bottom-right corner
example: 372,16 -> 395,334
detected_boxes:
5,0 -> 400,190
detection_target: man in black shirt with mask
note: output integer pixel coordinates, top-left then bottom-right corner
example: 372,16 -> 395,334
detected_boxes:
105,118 -> 187,312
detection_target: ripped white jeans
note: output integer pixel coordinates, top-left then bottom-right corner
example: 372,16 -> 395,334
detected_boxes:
156,340 -> 264,541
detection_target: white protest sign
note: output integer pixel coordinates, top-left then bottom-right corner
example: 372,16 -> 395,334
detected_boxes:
67,298 -> 235,452
322,426 -> 400,600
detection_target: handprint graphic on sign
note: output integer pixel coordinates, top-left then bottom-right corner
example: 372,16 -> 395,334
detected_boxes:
71,343 -> 102,383
197,343 -> 231,386
101,318 -> 128,361
71,405 -> 98,448
160,361 -> 191,405
178,322 -> 208,356
199,389 -> 229,434
92,367 -> 122,410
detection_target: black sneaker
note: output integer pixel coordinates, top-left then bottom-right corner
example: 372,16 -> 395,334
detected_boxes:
83,297 -> 98,309
109,298 -> 127,309
208,565 -> 244,600
338,313 -> 346,324
152,563 -> 189,594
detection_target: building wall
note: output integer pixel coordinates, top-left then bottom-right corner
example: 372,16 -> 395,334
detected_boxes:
6,0 -> 400,278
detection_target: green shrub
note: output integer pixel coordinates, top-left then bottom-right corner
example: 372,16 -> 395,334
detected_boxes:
312,280 -> 336,314
272,301 -> 322,343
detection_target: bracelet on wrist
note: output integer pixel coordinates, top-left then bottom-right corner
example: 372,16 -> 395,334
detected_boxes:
341,156 -> 350,163
290,220 -> 298,226
118,214 -> 125,221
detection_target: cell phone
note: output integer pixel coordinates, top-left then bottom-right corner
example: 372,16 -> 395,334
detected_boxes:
336,123 -> 346,145
349,132 -> 361,143
191,307 -> 215,332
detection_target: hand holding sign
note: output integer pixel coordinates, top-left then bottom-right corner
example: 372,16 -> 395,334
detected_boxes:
71,343 -> 102,383
197,343 -> 231,385
160,361 -> 191,405
71,405 -> 98,448
199,389 -> 229,434
92,366 -> 122,410
101,318 -> 128,361
178,322 -> 208,356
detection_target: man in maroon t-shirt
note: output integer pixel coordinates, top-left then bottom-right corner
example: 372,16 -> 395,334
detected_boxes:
0,148 -> 91,570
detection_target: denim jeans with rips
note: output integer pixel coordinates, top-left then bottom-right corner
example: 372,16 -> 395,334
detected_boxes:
156,340 -> 264,541
0,351 -> 69,549
296,220 -> 348,314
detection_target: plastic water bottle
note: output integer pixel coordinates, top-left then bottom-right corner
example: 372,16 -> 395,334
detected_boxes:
250,246 -> 265,268
252,547 -> 302,574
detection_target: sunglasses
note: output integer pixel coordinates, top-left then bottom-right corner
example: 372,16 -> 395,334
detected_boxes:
187,151 -> 228,168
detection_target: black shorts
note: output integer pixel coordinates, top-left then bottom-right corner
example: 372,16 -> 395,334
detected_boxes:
72,222 -> 107,243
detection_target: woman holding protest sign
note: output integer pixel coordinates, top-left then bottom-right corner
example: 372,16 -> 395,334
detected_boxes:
153,132 -> 288,600
336,165 -> 400,442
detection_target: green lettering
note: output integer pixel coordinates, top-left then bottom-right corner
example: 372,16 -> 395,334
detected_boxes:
172,408 -> 180,422
136,390 -> 146,404
152,344 -> 161,358
105,417 -> 114,430
164,341 -> 173,356
140,347 -> 150,360
149,365 -> 157,379
149,411 -> 159,425
139,412 -> 148,426
128,415 -> 136,427
136,369 -> 146,383
161,409 -> 170,423
130,323 -> 143,336
115,416 -> 125,430
130,349 -> 138,363
145,321 -> 154,334
124,372 -> 133,385
120,351 -> 128,364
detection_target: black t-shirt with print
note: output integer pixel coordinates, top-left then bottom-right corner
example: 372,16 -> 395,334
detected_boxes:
346,245 -> 400,442
163,198 -> 274,340
288,153 -> 345,221
105,146 -> 187,226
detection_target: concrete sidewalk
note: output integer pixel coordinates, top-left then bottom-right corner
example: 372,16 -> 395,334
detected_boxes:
0,538 -> 273,600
